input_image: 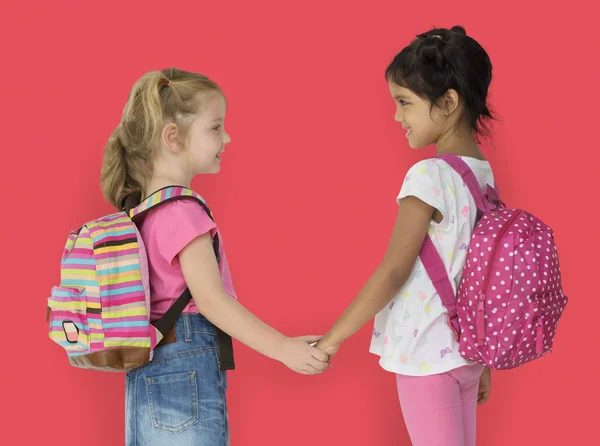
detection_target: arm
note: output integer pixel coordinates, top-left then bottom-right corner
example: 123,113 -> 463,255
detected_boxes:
179,233 -> 329,374
317,196 -> 435,354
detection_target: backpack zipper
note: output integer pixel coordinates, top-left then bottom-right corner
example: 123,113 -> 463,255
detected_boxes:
477,210 -> 522,345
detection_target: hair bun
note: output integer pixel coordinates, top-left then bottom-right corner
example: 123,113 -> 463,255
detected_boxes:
418,35 -> 446,68
450,25 -> 467,36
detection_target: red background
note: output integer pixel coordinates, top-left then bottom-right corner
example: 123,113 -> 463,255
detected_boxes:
1,0 -> 596,444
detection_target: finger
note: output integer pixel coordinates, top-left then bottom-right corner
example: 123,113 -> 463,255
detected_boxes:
296,335 -> 324,344
307,357 -> 329,371
310,347 -> 329,362
302,363 -> 326,375
478,391 -> 489,405
323,346 -> 338,357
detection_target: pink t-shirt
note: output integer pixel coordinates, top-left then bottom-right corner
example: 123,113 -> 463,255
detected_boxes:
138,199 -> 237,321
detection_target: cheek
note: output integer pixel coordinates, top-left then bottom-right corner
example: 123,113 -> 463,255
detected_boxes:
189,133 -> 218,156
414,110 -> 436,132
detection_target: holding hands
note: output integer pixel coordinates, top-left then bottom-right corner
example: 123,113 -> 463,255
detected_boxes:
280,335 -> 343,375
279,335 -> 341,375
279,335 -> 331,375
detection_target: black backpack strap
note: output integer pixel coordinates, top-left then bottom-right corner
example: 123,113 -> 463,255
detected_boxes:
123,187 -> 235,370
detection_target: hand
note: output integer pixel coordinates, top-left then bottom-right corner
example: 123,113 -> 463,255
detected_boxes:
477,366 -> 491,405
315,337 -> 341,360
279,336 -> 330,375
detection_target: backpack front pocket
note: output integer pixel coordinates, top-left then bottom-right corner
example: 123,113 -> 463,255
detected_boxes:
48,286 -> 91,353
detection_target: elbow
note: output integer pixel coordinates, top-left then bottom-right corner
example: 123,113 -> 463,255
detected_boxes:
191,294 -> 210,313
188,287 -> 220,313
379,262 -> 410,293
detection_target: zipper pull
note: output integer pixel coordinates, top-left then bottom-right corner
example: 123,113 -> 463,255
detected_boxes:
536,317 -> 544,354
477,293 -> 486,345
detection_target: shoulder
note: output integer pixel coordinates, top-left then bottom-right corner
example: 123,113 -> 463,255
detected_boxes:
142,198 -> 217,238
404,158 -> 449,186
150,199 -> 212,222
141,198 -> 218,264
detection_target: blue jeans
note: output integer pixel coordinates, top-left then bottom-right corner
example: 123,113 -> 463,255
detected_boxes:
126,313 -> 229,445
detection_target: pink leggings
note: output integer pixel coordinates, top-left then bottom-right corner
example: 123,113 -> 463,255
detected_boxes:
396,364 -> 485,446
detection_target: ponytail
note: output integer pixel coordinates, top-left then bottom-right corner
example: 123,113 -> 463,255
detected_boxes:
100,126 -> 145,209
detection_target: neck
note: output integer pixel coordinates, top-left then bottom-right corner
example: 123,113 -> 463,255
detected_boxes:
144,169 -> 193,199
435,122 -> 485,160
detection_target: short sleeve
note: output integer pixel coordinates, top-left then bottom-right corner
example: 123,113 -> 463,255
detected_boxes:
151,200 -> 218,266
397,159 -> 448,218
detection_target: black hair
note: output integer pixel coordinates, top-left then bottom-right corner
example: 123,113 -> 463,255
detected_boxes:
385,26 -> 494,137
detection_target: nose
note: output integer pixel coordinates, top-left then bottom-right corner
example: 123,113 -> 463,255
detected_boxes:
223,131 -> 231,144
394,106 -> 403,123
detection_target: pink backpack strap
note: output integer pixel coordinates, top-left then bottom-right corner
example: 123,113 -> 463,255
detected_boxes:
418,154 -> 501,339
420,235 -> 460,338
436,154 -> 501,212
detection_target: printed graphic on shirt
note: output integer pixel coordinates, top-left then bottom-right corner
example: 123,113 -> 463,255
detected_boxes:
369,157 -> 495,376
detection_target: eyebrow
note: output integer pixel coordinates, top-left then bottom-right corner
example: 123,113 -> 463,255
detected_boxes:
211,117 -> 224,122
393,95 -> 409,101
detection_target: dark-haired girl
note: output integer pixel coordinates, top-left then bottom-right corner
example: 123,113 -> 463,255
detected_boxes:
316,26 -> 495,446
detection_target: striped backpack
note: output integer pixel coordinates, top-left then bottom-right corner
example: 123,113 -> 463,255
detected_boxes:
47,186 -> 235,372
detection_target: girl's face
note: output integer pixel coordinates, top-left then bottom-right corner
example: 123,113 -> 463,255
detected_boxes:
183,92 -> 231,175
389,82 -> 447,149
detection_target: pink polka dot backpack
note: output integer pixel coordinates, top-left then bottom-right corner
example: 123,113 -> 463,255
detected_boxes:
420,154 -> 568,370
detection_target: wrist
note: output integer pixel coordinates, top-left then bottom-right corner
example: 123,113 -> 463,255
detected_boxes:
271,334 -> 288,362
321,332 -> 342,347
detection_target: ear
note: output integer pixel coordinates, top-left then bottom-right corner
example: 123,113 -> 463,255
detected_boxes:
441,89 -> 460,116
161,122 -> 183,153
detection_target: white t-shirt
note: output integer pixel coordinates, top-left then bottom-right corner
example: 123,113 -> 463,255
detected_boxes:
369,156 -> 495,376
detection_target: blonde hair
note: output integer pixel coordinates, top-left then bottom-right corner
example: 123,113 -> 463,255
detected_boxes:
100,68 -> 222,209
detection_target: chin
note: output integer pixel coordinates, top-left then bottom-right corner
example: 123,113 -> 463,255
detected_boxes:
195,165 -> 221,175
409,140 -> 434,150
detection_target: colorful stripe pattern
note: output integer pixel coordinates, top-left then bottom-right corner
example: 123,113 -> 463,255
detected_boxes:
48,212 -> 154,356
129,186 -> 212,219
48,187 -> 209,365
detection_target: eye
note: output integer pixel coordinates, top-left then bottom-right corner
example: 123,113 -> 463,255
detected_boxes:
213,125 -> 222,131
398,99 -> 408,106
